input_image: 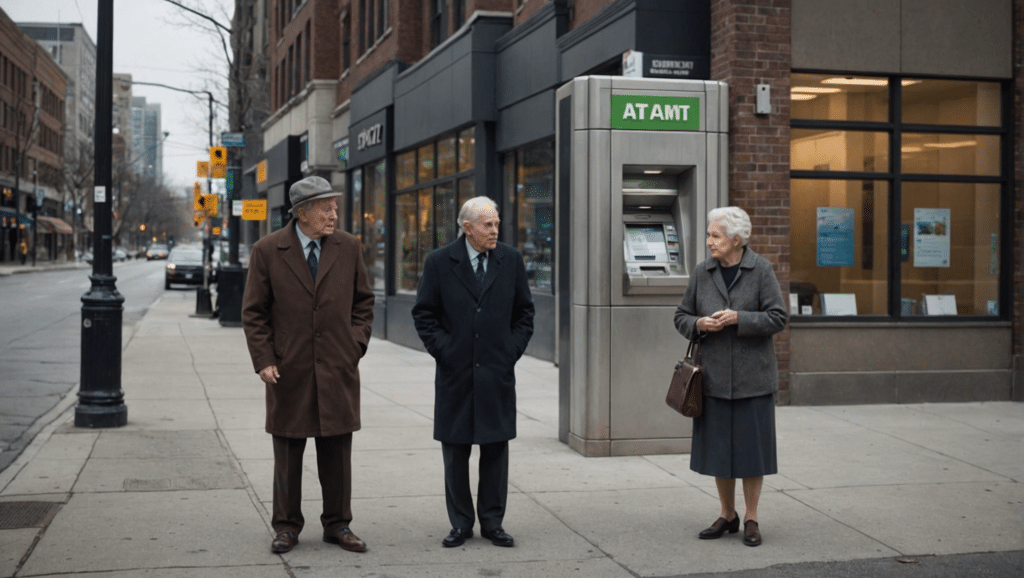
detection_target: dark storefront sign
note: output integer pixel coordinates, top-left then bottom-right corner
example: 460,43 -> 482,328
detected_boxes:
349,109 -> 390,168
622,50 -> 710,80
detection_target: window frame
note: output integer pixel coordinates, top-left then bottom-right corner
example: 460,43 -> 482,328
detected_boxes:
789,72 -> 1012,322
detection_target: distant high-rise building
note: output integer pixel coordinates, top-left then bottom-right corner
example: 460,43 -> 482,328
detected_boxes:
18,22 -> 95,173
131,96 -> 162,179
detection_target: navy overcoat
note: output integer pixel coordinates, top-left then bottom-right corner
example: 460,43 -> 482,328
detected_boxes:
412,239 -> 535,445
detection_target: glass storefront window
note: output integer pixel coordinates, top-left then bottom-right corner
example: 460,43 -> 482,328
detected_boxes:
902,80 -> 1001,127
437,136 -> 456,178
396,192 -> 419,292
458,127 -> 474,171
789,179 -> 889,315
900,133 -> 1000,176
791,73 -> 889,122
394,129 -> 476,293
397,150 -> 416,189
435,183 -> 458,246
791,129 -> 889,173
900,182 -> 1000,316
363,160 -> 387,291
790,73 -> 1006,319
503,140 -> 555,291
458,177 -> 474,209
418,143 -> 434,183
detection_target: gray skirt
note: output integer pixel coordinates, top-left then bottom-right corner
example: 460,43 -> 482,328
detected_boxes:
690,393 -> 777,479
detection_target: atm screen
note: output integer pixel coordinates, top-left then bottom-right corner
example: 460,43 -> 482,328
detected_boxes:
625,224 -> 669,263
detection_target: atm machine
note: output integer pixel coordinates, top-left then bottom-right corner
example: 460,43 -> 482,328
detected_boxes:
556,76 -> 728,457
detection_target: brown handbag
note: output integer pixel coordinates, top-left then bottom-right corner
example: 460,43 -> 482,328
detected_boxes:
666,338 -> 703,418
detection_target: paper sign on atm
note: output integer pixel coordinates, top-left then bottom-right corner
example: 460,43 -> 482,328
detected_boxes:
242,200 -> 268,220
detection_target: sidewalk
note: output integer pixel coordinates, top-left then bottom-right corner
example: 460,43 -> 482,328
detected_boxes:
1,290 -> 1021,577
0,260 -> 90,277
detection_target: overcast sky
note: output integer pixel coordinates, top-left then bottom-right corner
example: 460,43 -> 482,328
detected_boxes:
1,0 -> 234,194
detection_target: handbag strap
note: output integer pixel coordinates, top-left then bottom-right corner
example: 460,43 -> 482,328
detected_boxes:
686,338 -> 700,358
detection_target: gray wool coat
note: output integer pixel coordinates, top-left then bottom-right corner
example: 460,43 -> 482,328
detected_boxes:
674,248 -> 788,400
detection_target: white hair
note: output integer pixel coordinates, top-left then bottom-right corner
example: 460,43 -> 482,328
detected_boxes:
457,196 -> 498,231
708,206 -> 752,246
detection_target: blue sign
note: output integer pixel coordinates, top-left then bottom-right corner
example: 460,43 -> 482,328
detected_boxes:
221,132 -> 245,147
816,207 -> 854,267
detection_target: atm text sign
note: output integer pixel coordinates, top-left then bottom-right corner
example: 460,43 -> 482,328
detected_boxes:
611,95 -> 700,131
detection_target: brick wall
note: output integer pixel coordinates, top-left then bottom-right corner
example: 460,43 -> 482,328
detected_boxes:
711,0 -> 792,398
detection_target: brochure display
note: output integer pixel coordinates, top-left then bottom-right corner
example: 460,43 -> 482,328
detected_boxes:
816,207 -> 855,267
921,294 -> 957,315
913,208 -> 951,268
820,293 -> 858,316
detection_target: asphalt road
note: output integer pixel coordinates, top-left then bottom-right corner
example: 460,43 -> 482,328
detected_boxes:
0,258 -> 176,472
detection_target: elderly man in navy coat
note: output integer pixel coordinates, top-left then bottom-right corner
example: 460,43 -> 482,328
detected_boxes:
412,196 -> 534,549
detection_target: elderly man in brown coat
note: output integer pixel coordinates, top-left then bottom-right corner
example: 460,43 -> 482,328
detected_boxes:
242,176 -> 375,555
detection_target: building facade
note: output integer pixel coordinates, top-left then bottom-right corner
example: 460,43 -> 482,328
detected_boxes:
18,22 -> 97,256
0,9 -> 68,263
255,0 -> 1023,404
130,97 -> 163,179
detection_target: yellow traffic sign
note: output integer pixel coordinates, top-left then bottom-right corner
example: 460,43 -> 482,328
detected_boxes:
197,161 -> 209,177
210,146 -> 227,167
242,200 -> 268,221
211,164 -> 227,179
193,182 -> 203,211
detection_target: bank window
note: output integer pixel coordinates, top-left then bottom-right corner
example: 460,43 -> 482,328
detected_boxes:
502,140 -> 555,291
790,73 -> 1007,319
393,130 -> 476,293
458,127 -> 475,171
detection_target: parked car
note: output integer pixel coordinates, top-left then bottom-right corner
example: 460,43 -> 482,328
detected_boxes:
113,248 -> 128,262
146,244 -> 170,260
165,247 -> 212,289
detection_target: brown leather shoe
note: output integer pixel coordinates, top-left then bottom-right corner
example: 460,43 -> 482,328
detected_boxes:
271,530 -> 298,553
323,526 -> 368,553
743,520 -> 762,547
698,514 -> 739,539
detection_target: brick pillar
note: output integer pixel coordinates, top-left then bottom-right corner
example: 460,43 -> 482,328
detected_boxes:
711,0 -> 792,401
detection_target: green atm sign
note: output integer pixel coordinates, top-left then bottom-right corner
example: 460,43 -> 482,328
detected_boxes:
611,94 -> 700,131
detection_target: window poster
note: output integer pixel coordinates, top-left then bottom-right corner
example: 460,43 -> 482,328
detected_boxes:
913,208 -> 951,268
816,207 -> 854,267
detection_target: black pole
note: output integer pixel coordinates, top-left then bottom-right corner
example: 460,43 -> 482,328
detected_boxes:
76,0 -> 126,428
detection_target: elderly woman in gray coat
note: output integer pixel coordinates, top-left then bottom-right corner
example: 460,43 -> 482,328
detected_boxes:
674,206 -> 788,547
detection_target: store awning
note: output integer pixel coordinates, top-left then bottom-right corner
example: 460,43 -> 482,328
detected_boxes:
0,207 -> 33,229
36,215 -> 74,235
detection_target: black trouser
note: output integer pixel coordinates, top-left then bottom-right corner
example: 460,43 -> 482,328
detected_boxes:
272,433 -> 352,534
441,441 -> 509,532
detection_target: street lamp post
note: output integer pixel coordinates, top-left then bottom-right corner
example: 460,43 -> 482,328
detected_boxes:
76,0 -> 126,428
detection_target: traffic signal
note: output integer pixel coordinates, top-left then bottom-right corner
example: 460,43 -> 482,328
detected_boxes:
197,161 -> 209,178
202,194 -> 219,217
210,146 -> 227,169
193,182 -> 203,211
193,212 -> 205,227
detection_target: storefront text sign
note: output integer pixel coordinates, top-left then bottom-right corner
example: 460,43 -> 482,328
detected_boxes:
358,123 -> 383,151
611,95 -> 700,131
242,200 -> 268,221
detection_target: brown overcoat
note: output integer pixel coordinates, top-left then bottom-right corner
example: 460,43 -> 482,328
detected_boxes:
242,219 -> 375,438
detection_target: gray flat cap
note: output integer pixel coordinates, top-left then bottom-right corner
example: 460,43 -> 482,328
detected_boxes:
289,176 -> 342,214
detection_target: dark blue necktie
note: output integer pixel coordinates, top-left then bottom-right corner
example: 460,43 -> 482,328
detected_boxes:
476,252 -> 486,284
306,241 -> 318,281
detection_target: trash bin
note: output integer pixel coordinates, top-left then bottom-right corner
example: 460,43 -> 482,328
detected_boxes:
218,264 -> 247,327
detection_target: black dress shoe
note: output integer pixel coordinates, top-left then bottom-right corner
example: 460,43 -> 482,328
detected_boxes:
743,520 -> 762,547
271,530 -> 298,553
481,526 -> 515,547
442,528 -> 472,547
698,514 -> 740,539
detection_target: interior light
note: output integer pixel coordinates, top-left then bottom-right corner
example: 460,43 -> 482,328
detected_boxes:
643,170 -> 662,174
822,77 -> 888,86
923,140 -> 977,149
791,87 -> 842,94
637,206 -> 652,210
790,94 -> 817,101
901,146 -> 923,153
901,80 -> 921,86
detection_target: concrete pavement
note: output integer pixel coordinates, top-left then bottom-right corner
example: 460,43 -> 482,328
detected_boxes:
0,289 -> 1021,577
